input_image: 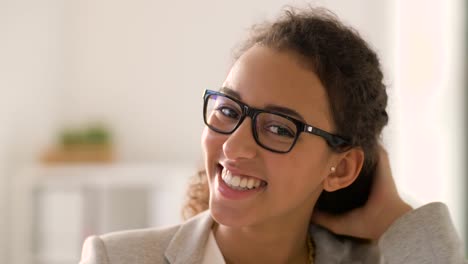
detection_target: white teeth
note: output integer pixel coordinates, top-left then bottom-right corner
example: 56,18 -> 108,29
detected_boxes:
222,168 -> 232,182
231,176 -> 241,186
226,173 -> 232,182
247,178 -> 255,189
240,178 -> 248,188
254,180 -> 261,188
221,168 -> 264,190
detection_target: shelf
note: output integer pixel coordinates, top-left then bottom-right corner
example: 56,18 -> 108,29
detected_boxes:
11,162 -> 197,264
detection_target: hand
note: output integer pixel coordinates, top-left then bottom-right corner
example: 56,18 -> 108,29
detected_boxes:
312,145 -> 413,240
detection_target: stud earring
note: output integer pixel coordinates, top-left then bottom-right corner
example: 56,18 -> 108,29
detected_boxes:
331,167 -> 336,172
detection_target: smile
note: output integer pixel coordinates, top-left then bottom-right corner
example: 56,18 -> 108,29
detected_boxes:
221,167 -> 266,190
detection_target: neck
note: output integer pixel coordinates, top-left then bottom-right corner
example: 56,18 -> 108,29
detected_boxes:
213,212 -> 312,264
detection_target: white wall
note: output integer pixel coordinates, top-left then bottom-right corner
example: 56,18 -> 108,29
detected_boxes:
1,0 -> 66,262
0,2 -> 9,261
392,0 -> 466,238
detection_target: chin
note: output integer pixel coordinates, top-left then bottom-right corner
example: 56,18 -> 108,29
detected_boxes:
208,194 -> 257,228
210,205 -> 250,228
206,163 -> 268,228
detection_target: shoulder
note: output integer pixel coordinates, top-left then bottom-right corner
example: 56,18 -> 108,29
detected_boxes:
310,225 -> 380,263
103,224 -> 181,262
80,210 -> 214,264
310,202 -> 465,264
103,224 -> 180,248
80,224 -> 181,264
379,202 -> 465,263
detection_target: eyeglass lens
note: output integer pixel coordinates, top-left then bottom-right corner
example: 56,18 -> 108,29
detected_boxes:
204,94 -> 298,152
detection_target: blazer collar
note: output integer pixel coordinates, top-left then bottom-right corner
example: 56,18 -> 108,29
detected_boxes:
164,210 -> 214,264
163,211 -> 367,264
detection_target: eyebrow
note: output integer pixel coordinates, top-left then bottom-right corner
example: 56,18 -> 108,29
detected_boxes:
219,87 -> 306,122
264,105 -> 306,122
219,87 -> 241,99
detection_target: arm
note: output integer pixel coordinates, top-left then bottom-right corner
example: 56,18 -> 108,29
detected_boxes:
312,145 -> 467,263
79,236 -> 111,264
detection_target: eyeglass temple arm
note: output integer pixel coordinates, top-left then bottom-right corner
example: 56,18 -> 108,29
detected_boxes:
304,125 -> 350,149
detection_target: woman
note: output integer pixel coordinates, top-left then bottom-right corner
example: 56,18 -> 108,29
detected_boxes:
80,7 -> 465,264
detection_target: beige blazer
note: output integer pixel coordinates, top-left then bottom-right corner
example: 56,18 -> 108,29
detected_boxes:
79,203 -> 466,264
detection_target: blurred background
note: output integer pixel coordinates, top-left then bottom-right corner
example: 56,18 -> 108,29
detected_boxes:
0,0 -> 466,263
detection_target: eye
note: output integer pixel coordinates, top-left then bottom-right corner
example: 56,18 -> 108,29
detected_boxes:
216,106 -> 240,119
265,124 -> 295,138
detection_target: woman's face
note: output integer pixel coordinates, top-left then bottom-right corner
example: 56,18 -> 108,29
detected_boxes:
202,46 -> 337,228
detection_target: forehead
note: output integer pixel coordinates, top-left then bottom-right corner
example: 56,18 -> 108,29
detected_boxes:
223,45 -> 334,130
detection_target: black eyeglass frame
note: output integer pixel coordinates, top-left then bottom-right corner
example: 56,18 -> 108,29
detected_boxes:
203,89 -> 351,153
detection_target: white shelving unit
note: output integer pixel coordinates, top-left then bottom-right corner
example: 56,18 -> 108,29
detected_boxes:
11,163 -> 195,264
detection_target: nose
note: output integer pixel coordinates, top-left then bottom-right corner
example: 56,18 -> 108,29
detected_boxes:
222,117 -> 257,160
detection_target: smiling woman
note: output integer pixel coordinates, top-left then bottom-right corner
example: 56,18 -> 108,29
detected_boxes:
80,7 -> 466,264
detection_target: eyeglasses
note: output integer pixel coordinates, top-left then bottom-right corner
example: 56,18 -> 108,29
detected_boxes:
203,89 -> 351,153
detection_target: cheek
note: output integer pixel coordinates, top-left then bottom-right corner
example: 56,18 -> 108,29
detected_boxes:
201,127 -> 227,170
202,127 -> 221,156
201,128 -> 218,190
201,127 -> 210,154
272,158 -> 322,185
268,150 -> 329,192
290,141 -> 331,179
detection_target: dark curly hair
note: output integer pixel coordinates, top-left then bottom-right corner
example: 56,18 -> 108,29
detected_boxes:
183,7 -> 388,219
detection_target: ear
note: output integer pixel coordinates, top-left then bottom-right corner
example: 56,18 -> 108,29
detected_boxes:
323,147 -> 365,192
